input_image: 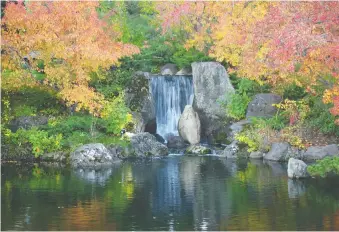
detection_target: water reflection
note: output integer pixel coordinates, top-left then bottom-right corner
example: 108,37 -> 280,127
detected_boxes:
288,179 -> 306,199
2,156 -> 339,231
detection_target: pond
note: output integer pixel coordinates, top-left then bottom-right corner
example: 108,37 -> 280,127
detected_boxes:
2,156 -> 339,231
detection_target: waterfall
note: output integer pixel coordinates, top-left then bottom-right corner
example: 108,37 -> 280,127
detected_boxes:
151,75 -> 194,139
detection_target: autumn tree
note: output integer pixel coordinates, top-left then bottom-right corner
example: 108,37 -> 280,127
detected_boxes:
155,2 -> 338,122
1,1 -> 139,115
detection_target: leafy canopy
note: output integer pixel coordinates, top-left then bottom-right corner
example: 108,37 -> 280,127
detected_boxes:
1,1 -> 139,115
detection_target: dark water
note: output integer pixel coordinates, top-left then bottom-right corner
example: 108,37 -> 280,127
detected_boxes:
2,156 -> 339,231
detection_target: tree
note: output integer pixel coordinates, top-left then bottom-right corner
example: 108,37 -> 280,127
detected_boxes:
155,2 -> 338,122
1,1 -> 139,115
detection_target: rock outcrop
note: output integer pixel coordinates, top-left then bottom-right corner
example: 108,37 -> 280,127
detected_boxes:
303,144 -> 339,161
264,142 -> 301,162
178,105 -> 201,144
191,62 -> 235,140
124,71 -> 156,133
246,94 -> 282,119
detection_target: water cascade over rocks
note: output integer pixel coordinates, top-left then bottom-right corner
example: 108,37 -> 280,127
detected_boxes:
150,75 -> 194,139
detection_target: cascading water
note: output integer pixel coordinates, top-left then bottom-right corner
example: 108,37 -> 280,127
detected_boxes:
151,75 -> 194,139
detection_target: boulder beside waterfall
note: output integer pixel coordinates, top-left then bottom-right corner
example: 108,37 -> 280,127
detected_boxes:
191,62 -> 235,140
130,132 -> 168,157
178,105 -> 201,145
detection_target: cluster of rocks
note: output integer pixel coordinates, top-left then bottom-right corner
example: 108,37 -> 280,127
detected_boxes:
40,132 -> 169,168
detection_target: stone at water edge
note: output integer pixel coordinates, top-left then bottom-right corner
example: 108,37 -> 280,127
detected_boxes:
250,151 -> 264,159
178,105 -> 201,145
166,133 -> 188,149
70,143 -> 120,167
264,142 -> 301,161
185,145 -> 212,155
41,151 -> 67,162
130,132 -> 168,157
287,158 -> 309,179
221,141 -> 239,158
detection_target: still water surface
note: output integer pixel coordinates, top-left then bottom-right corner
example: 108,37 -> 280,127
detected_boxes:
2,156 -> 339,231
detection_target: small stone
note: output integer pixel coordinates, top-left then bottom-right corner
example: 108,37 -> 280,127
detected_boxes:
287,158 -> 309,179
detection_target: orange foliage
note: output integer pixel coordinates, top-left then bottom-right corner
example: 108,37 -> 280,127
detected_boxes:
1,1 -> 139,115
156,2 -> 339,121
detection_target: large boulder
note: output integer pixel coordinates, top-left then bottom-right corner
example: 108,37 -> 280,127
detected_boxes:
246,94 -> 282,119
178,105 -> 201,144
10,116 -> 48,132
130,132 -> 168,157
303,144 -> 339,161
191,62 -> 235,139
161,63 -> 178,75
287,158 -> 309,179
264,142 -> 301,162
263,142 -> 290,161
70,143 -> 120,167
125,72 -> 156,133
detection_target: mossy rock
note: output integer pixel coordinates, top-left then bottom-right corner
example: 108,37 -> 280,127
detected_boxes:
185,145 -> 212,155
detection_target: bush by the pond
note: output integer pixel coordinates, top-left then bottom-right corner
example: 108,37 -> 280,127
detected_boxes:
307,157 -> 339,178
3,127 -> 63,157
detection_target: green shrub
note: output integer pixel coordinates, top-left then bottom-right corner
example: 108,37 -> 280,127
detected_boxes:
90,68 -> 134,99
222,78 -> 272,121
283,83 -> 307,100
13,105 -> 37,117
307,157 -> 339,178
6,128 -> 62,157
171,47 -> 212,69
229,76 -> 271,97
63,131 -> 92,151
225,93 -> 251,120
42,115 -> 96,137
101,96 -> 132,135
251,115 -> 288,131
235,131 -> 261,152
306,96 -> 339,136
